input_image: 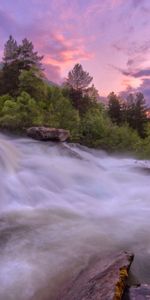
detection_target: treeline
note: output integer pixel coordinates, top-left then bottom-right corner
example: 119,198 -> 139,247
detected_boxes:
0,35 -> 150,158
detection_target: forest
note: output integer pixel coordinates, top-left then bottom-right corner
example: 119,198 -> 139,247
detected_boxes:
0,35 -> 150,158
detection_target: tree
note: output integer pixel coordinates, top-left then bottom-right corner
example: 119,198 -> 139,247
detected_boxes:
102,124 -> 141,152
18,38 -> 43,71
126,92 -> 147,137
68,88 -> 97,115
86,84 -> 99,101
19,68 -> 47,100
0,61 -> 20,96
65,64 -> 97,115
0,36 -> 20,95
108,92 -> 122,125
3,35 -> 18,64
43,86 -> 80,139
0,92 -> 38,129
0,36 -> 44,96
66,63 -> 93,91
80,106 -> 110,147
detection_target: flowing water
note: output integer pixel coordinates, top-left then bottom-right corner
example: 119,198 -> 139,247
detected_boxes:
0,133 -> 150,300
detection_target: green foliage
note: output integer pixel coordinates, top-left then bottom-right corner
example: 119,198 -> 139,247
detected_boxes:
101,124 -> 141,152
80,106 -> 141,153
67,88 -> 97,115
0,92 -> 38,129
0,36 -> 150,158
0,94 -> 14,114
43,86 -> 80,140
19,68 -> 47,100
80,107 -> 110,147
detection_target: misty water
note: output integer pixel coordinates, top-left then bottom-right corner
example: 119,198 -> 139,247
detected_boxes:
0,133 -> 150,300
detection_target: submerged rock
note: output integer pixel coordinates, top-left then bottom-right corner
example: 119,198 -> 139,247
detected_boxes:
123,284 -> 150,299
57,252 -> 134,300
26,127 -> 70,142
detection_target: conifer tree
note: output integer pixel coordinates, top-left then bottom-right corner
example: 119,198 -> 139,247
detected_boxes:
3,35 -> 18,64
126,92 -> 147,137
108,92 -> 122,125
19,38 -> 43,71
66,63 -> 93,91
0,36 -> 44,96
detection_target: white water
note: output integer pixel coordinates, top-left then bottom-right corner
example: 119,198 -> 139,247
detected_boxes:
0,134 -> 150,300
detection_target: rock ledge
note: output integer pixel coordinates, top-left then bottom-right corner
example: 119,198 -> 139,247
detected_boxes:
57,252 -> 134,300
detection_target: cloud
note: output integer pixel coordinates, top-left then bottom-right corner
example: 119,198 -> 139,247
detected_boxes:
43,64 -> 61,83
120,78 -> 150,105
112,40 -> 150,57
132,69 -> 150,78
1,0 -> 150,95
41,32 -> 92,67
115,66 -> 150,78
138,78 -> 150,104
0,0 -> 93,82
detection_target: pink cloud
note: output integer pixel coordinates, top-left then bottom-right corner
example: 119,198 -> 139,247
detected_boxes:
43,64 -> 61,83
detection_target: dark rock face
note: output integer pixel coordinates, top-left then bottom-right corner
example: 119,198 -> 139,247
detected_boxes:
56,252 -> 134,300
26,127 -> 70,142
123,284 -> 150,300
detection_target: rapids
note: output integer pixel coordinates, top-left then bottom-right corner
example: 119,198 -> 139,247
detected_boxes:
0,133 -> 150,299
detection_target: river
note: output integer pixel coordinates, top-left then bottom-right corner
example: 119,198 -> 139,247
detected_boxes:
0,133 -> 150,300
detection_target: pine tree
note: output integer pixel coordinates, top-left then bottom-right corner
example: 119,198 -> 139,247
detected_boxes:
108,92 -> 122,125
126,92 -> 147,137
3,35 -> 18,64
1,36 -> 20,96
66,63 -> 93,91
0,36 -> 44,96
65,64 -> 96,115
18,38 -> 43,71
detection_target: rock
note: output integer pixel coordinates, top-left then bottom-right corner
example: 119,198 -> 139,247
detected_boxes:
58,144 -> 83,160
123,284 -> 150,300
56,252 -> 134,300
26,127 -> 70,142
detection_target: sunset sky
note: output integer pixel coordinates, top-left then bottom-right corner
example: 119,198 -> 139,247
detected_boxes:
0,0 -> 150,101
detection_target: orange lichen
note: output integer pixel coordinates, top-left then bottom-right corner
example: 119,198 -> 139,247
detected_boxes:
113,267 -> 128,300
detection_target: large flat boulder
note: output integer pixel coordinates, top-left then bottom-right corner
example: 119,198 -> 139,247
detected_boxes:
56,252 -> 134,300
26,127 -> 70,142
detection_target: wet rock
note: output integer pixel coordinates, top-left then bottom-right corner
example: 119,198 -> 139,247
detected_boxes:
57,252 -> 134,300
123,284 -> 150,300
58,144 -> 83,160
132,166 -> 150,175
27,127 -> 70,142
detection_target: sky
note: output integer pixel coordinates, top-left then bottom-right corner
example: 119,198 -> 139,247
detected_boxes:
0,0 -> 150,102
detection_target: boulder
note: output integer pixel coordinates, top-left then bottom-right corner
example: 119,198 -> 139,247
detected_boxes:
56,252 -> 134,300
26,127 -> 70,142
123,284 -> 150,299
